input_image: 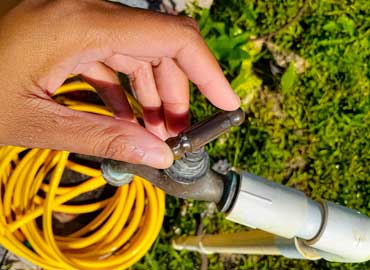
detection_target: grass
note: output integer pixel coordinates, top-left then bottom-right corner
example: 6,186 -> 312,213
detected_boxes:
134,0 -> 370,269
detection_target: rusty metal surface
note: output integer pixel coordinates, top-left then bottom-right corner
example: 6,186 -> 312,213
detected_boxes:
101,159 -> 225,202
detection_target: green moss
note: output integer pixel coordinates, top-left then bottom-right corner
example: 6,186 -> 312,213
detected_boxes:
134,1 -> 370,269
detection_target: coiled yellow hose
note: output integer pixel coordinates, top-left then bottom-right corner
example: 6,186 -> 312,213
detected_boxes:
0,79 -> 165,270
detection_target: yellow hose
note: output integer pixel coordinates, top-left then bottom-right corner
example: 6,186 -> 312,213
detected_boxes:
0,78 -> 165,270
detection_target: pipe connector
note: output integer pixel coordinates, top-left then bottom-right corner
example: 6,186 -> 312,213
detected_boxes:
306,201 -> 370,262
101,159 -> 134,186
164,148 -> 209,184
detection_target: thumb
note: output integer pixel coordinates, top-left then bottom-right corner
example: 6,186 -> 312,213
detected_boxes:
22,101 -> 173,169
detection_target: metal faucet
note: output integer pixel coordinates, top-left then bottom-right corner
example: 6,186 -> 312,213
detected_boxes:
101,108 -> 244,203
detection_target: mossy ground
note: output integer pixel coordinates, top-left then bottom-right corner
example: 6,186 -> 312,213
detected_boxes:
134,1 -> 370,269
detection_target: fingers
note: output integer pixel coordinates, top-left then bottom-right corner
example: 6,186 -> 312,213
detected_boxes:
130,62 -> 169,140
12,97 -> 173,169
104,55 -> 169,140
95,6 -> 240,110
175,39 -> 241,111
153,57 -> 189,136
80,63 -> 134,121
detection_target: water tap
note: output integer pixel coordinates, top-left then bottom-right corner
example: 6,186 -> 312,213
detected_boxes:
102,108 -> 245,187
101,108 -> 244,205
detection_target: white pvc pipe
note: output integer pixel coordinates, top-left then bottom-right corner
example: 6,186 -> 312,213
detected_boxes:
226,172 -> 323,240
226,171 -> 370,263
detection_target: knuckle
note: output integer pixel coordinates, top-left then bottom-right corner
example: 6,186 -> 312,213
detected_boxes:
92,131 -> 145,163
134,61 -> 152,77
177,16 -> 202,44
140,61 -> 152,71
99,134 -> 128,158
179,16 -> 200,32
50,0 -> 100,45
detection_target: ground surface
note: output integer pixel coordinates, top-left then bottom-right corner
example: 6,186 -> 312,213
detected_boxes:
2,0 -> 370,269
132,0 -> 370,269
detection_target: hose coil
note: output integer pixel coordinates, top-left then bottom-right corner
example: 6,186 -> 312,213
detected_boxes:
0,79 -> 165,270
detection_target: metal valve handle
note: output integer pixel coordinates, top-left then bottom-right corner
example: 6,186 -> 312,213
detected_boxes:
166,108 -> 245,160
163,108 -> 245,184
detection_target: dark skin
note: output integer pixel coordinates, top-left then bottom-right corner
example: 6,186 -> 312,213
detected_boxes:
0,0 -> 240,169
0,0 -> 21,15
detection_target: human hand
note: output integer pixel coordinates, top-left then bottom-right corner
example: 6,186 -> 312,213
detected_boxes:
0,0 -> 240,168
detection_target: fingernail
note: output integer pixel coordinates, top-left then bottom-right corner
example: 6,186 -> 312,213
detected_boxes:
233,92 -> 241,106
226,84 -> 241,109
227,92 -> 241,110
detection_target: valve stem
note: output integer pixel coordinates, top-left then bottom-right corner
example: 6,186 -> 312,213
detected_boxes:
166,108 -> 245,160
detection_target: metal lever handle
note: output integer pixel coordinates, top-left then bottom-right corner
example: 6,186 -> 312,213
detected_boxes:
166,108 -> 245,160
